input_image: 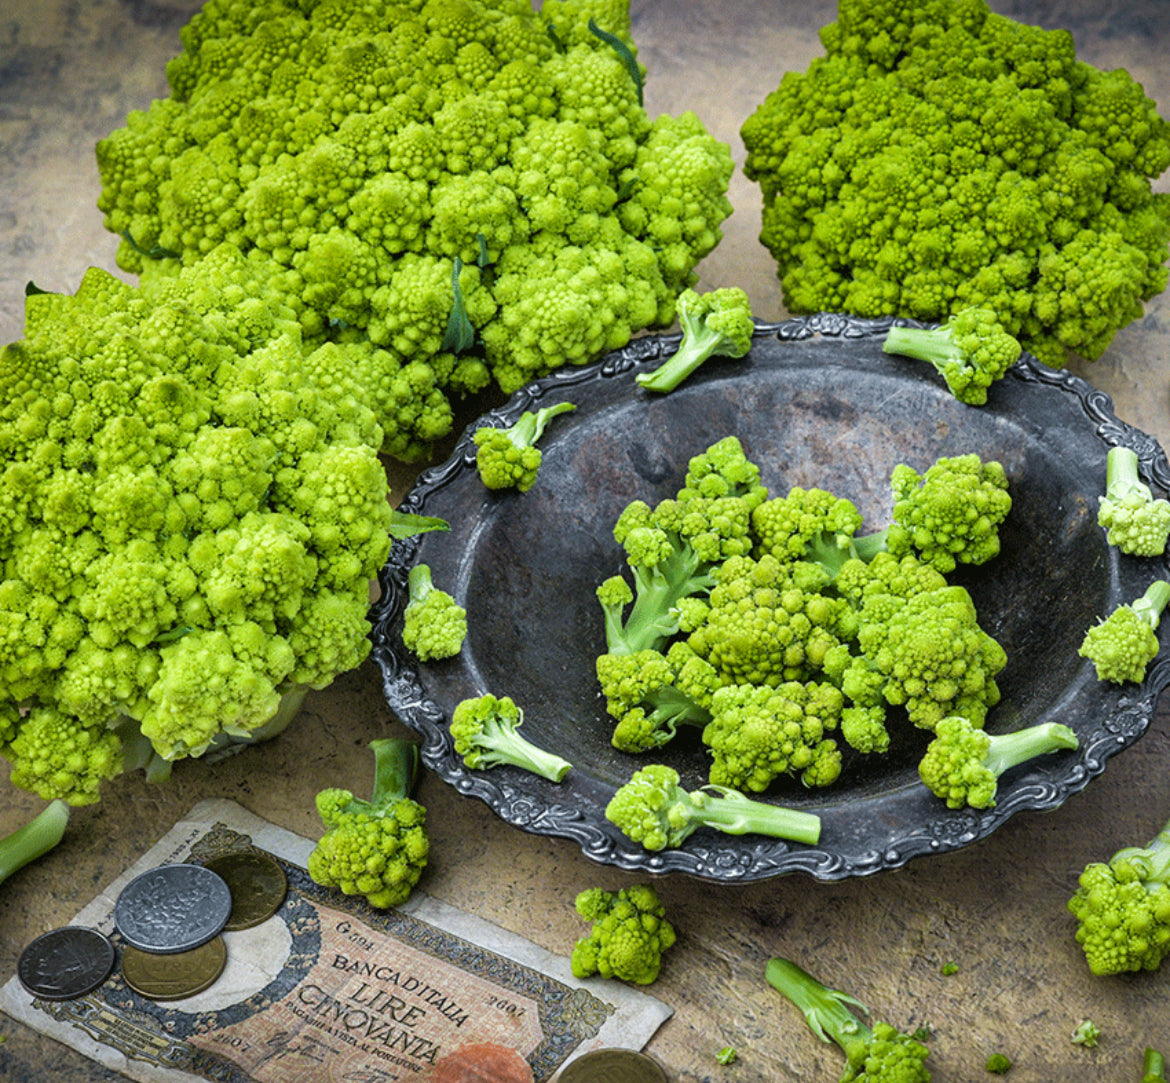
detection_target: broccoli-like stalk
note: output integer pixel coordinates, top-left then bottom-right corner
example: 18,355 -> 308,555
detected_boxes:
307,738 -> 429,909
1145,1049 -> 1169,1083
1067,810 -> 1170,976
449,693 -> 571,782
604,763 -> 821,851
0,800 -> 69,888
764,957 -> 931,1083
400,563 -> 467,662
882,308 -> 1022,406
1078,579 -> 1170,684
1097,446 -> 1170,557
570,882 -> 676,985
636,287 -> 754,393
473,401 -> 577,492
918,716 -> 1079,810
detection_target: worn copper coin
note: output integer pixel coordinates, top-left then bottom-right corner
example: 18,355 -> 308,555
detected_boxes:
113,863 -> 232,954
120,935 -> 227,1001
17,926 -> 116,1001
551,1049 -> 670,1083
202,851 -> 288,930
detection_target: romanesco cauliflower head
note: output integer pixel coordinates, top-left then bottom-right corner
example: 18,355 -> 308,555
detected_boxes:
916,716 -> 998,810
1078,582 -> 1170,685
307,739 -> 429,910
0,248 -> 395,804
570,883 -> 677,985
400,564 -> 467,662
96,0 -> 734,456
741,0 -> 1170,368
1096,447 -> 1170,557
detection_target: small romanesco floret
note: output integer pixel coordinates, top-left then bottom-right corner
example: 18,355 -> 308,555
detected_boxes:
1078,579 -> 1170,684
600,436 -> 767,657
400,564 -> 467,662
985,1053 -> 1012,1074
1070,1020 -> 1100,1048
450,694 -> 572,782
635,286 -> 754,393
570,882 -> 677,985
1096,446 -> 1170,557
765,957 -> 931,1083
918,716 -> 1079,810
307,738 -> 429,910
473,401 -> 577,492
1067,811 -> 1170,976
0,800 -> 69,889
604,763 -> 821,852
881,307 -> 1022,406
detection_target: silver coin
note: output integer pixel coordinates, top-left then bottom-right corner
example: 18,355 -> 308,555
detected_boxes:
17,926 -> 116,1001
113,863 -> 233,954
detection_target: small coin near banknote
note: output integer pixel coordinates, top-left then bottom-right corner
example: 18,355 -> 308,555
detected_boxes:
113,863 -> 232,954
202,851 -> 288,930
17,926 -> 116,1001
552,1049 -> 670,1083
120,936 -> 227,1002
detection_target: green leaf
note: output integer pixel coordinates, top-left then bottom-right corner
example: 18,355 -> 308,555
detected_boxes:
588,18 -> 643,105
388,511 -> 450,539
441,257 -> 476,354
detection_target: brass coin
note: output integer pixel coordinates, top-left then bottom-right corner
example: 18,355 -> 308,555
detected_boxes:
202,851 -> 288,931
120,935 -> 227,1002
552,1049 -> 670,1083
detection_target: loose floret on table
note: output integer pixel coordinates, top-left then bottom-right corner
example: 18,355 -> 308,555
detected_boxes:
1145,1049 -> 1169,1083
635,287 -> 754,393
570,883 -> 676,985
985,1053 -> 1012,1074
1068,811 -> 1170,976
307,738 -> 429,910
1070,1020 -> 1100,1048
917,716 -> 1079,810
1078,579 -> 1170,684
473,402 -> 577,492
450,694 -> 571,782
881,307 -> 1022,406
1096,446 -> 1170,557
604,763 -> 821,851
400,564 -> 467,662
0,800 -> 69,889
765,956 -> 931,1083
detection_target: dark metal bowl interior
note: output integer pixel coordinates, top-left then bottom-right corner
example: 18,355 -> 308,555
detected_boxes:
370,313 -> 1170,882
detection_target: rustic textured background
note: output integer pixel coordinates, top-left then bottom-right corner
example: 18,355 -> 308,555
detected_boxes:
2,2 -> 1169,1080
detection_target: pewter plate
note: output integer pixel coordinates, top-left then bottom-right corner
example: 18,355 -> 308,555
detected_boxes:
370,313 -> 1170,882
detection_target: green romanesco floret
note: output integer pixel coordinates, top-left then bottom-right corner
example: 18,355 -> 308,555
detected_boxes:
0,800 -> 69,889
1096,446 -> 1170,557
95,0 -> 735,457
595,644 -> 717,753
604,763 -> 822,851
765,957 -> 931,1083
0,248 -> 396,805
473,401 -> 576,492
1070,1020 -> 1100,1048
740,0 -> 1170,368
1144,1048 -> 1169,1082
600,436 -> 768,657
751,486 -> 864,574
1078,579 -> 1170,684
702,679 -> 845,792
450,693 -> 572,782
985,1053 -> 1012,1074
307,738 -> 429,910
570,882 -> 677,985
635,287 -> 754,393
918,715 -> 1078,809
881,307 -> 1023,405
400,563 -> 467,662
1067,811 -> 1170,975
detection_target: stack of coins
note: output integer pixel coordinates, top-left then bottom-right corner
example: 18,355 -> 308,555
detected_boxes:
17,850 -> 287,1004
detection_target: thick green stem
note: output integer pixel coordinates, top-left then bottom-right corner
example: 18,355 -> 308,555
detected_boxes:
1144,1047 -> 1168,1083
1132,580 -> 1170,630
1105,446 -> 1151,502
621,541 -> 715,654
481,718 -> 571,783
983,722 -> 1079,777
690,787 -> 822,846
369,738 -> 421,806
0,800 -> 69,885
407,563 -> 436,606
510,402 -> 576,449
636,325 -> 724,393
882,323 -> 961,373
764,957 -> 872,1058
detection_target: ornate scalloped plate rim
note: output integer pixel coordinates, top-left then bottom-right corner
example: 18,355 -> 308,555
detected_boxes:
369,312 -> 1170,882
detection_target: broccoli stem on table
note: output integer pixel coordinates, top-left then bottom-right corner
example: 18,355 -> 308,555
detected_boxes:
0,800 -> 69,886
1145,1047 -> 1168,1083
368,737 -> 421,806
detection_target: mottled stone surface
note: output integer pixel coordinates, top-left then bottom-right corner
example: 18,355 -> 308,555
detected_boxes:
2,3 -> 1170,1081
